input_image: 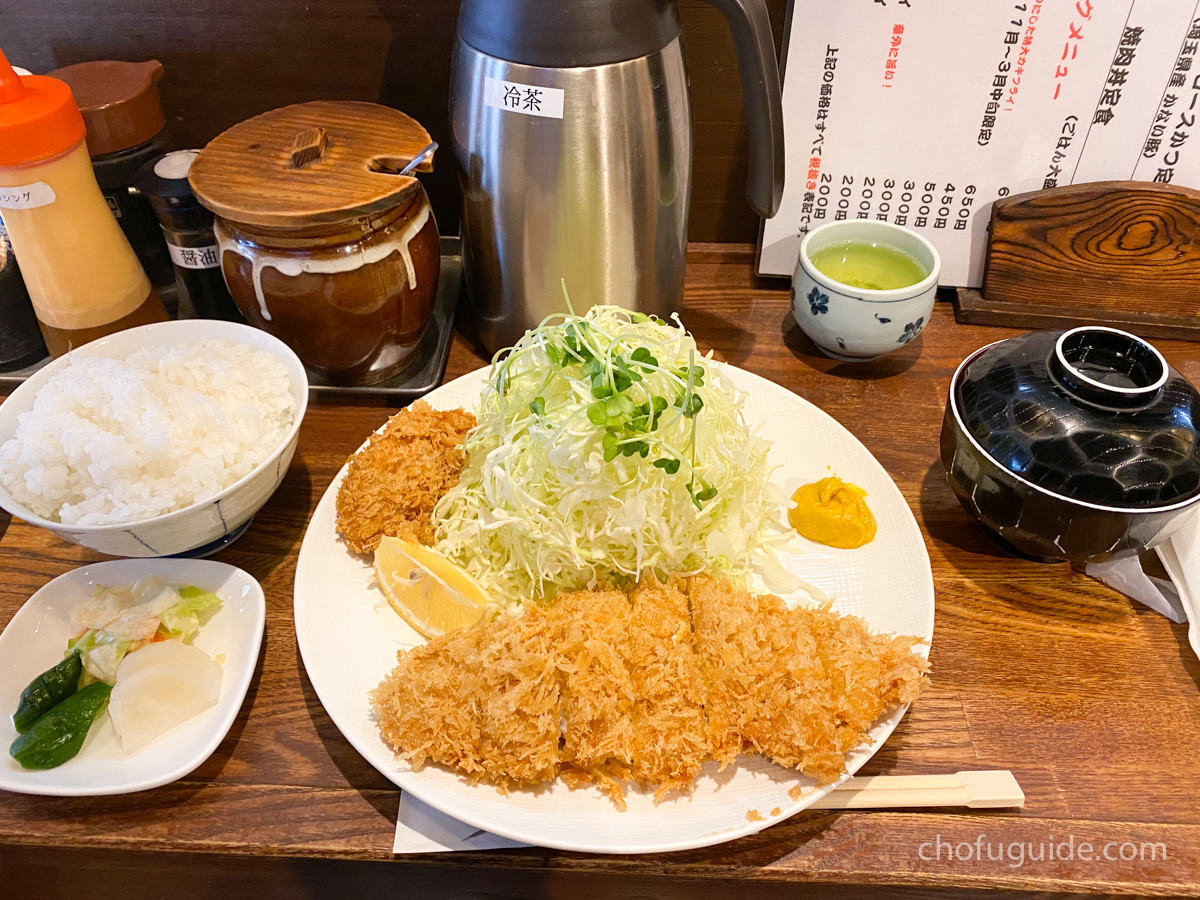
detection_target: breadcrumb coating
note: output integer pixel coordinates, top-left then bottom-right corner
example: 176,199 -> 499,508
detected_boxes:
555,589 -> 637,806
370,576 -> 929,806
336,401 -> 475,553
371,626 -> 484,777
808,601 -> 929,755
625,578 -> 710,799
688,574 -> 845,782
474,605 -> 563,787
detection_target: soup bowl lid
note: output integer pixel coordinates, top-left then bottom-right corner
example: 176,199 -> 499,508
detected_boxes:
951,326 -> 1200,511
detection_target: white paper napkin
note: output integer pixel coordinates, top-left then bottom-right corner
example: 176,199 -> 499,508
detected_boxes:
1085,509 -> 1200,660
393,791 -> 529,853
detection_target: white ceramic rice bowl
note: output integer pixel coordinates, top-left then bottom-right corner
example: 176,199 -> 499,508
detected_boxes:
0,320 -> 308,557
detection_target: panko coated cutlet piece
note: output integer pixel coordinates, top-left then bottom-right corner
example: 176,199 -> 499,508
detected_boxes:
688,574 -> 845,783
369,626 -> 484,777
625,578 -> 710,798
473,605 -> 563,787
554,589 -> 637,802
808,603 -> 930,755
335,401 -> 475,553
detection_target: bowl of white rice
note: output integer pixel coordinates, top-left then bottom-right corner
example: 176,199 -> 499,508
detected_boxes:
0,320 -> 308,557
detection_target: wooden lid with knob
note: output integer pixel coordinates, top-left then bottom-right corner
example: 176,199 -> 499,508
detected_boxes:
188,101 -> 434,230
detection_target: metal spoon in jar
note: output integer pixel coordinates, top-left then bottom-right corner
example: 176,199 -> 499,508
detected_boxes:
398,141 -> 438,176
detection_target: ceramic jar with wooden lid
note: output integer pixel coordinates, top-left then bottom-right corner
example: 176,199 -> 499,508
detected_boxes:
189,101 -> 439,385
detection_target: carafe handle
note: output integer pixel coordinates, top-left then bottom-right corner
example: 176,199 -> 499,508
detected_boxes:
698,0 -> 784,218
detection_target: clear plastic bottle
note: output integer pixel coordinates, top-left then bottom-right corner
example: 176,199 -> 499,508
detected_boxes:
0,49 -> 166,356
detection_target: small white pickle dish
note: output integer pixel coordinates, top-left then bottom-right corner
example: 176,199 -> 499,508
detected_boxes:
0,558 -> 265,796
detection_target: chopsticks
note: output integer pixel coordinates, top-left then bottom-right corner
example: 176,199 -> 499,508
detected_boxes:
809,770 -> 1024,810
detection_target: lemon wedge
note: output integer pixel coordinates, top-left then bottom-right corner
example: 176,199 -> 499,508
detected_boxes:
373,536 -> 494,638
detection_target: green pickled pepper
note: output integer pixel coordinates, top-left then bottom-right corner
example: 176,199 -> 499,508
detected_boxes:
12,651 -> 82,733
9,681 -> 112,770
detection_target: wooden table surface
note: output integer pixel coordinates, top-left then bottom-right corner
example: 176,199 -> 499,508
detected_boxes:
2,245 -> 1198,900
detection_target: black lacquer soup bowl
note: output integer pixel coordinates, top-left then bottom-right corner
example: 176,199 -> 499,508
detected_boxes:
940,326 -> 1200,564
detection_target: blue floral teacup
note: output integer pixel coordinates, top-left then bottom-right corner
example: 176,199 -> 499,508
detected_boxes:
791,220 -> 940,362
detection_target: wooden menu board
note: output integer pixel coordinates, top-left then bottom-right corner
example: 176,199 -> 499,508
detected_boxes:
760,0 -> 1200,287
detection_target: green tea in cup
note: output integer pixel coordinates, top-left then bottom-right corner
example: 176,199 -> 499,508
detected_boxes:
809,240 -> 927,291
793,220 -> 941,362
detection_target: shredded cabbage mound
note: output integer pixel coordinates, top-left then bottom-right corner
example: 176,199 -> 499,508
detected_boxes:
432,305 -> 791,608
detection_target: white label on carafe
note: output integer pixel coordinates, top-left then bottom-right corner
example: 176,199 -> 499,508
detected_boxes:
0,182 -> 55,210
169,243 -> 221,269
484,77 -> 565,119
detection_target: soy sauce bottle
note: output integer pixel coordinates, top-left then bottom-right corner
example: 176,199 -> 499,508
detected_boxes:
134,150 -> 244,322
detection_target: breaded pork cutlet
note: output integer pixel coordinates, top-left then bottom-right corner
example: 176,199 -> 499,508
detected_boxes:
370,605 -> 563,791
370,626 -> 484,777
336,401 -> 475,553
688,574 -> 846,783
474,605 -> 563,787
807,606 -> 929,755
554,589 -> 637,804
625,578 -> 709,798
371,576 -> 928,804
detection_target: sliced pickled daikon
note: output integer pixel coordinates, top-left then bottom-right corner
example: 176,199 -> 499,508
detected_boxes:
109,641 -> 223,754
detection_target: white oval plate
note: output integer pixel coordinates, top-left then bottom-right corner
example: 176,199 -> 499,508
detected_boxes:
294,365 -> 934,854
0,559 -> 265,796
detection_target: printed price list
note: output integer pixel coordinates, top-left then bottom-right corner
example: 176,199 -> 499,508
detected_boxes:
802,174 -> 1010,232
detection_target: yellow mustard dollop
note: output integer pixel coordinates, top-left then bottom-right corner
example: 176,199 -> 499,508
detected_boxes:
788,476 -> 877,549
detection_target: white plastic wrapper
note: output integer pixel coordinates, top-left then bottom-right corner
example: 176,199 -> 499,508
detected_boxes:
1086,511 -> 1200,660
1085,558 -> 1185,624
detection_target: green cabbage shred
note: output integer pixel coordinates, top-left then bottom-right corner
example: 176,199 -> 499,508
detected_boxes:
432,305 -> 792,609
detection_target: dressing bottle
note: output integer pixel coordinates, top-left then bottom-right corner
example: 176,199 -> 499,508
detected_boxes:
0,216 -> 47,369
0,48 -> 167,356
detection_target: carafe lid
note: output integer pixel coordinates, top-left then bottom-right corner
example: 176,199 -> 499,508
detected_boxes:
457,0 -> 682,67
0,47 -> 86,166
953,327 -> 1200,509
47,59 -> 165,157
188,101 -> 434,231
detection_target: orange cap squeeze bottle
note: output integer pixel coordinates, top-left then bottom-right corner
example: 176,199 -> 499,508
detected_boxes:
0,48 -> 87,167
0,44 -> 167,355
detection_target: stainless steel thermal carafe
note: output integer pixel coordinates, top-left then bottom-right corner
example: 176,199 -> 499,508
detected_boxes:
450,0 -> 784,353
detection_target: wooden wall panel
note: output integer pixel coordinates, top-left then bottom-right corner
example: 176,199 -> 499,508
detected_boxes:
0,0 -> 787,242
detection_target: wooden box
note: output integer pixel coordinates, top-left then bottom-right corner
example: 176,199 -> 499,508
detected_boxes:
954,180 -> 1200,342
